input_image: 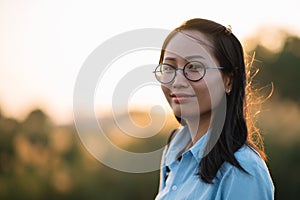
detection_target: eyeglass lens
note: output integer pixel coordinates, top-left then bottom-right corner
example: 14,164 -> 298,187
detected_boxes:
155,61 -> 206,83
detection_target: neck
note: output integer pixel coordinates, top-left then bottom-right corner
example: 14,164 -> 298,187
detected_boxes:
185,111 -> 211,145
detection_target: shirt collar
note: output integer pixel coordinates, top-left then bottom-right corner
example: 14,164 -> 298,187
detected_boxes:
164,126 -> 210,166
164,126 -> 189,166
188,130 -> 210,163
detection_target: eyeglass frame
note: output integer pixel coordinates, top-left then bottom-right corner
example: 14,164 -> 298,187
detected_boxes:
153,61 -> 224,84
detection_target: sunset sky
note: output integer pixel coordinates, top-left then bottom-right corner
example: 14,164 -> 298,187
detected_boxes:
1,0 -> 299,124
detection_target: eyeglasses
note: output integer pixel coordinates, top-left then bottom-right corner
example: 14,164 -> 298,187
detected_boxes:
153,61 -> 223,84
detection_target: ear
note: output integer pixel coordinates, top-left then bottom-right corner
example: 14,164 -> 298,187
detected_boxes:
223,73 -> 233,94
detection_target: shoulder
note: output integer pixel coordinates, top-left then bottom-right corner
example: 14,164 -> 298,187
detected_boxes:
234,145 -> 269,175
219,145 -> 271,177
215,145 -> 274,199
217,145 -> 274,191
167,128 -> 180,145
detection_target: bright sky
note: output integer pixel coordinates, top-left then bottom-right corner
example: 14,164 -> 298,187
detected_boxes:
0,0 -> 299,124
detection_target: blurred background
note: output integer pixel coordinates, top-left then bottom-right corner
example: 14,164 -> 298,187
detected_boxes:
1,0 -> 300,199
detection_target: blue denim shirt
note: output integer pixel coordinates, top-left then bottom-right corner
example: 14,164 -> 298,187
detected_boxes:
155,126 -> 274,200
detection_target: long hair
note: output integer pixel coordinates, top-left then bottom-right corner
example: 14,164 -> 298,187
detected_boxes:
160,18 -> 266,183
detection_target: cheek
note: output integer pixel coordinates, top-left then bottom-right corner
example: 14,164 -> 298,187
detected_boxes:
201,75 -> 226,108
192,82 -> 211,108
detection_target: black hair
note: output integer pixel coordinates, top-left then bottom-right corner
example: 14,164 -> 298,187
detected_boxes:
160,18 -> 266,184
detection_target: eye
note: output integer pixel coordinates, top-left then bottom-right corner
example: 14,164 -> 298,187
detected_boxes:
185,61 -> 205,72
161,64 -> 175,73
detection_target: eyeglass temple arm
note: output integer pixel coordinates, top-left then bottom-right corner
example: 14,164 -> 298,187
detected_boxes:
206,66 -> 224,70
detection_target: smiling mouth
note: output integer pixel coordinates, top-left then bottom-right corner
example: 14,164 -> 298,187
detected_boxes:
170,93 -> 196,103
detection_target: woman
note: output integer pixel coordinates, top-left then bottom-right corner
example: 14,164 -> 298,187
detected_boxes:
153,18 -> 274,199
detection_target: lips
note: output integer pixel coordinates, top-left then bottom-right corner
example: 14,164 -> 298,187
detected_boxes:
170,93 -> 196,103
170,93 -> 196,98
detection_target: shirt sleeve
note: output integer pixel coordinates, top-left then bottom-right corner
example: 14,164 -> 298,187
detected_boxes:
215,164 -> 275,200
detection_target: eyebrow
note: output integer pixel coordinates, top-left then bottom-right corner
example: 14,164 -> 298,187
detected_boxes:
164,55 -> 205,61
185,55 -> 205,60
163,57 -> 176,61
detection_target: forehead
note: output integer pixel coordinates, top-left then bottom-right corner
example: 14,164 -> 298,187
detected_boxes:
163,30 -> 215,62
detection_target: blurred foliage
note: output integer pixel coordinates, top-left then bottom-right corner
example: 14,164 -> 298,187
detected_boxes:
1,30 -> 300,200
248,34 -> 300,102
0,108 -> 176,200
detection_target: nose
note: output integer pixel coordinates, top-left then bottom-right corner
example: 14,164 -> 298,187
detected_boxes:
172,68 -> 189,88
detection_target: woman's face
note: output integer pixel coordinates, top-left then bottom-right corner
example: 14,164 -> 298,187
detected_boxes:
161,30 -> 230,121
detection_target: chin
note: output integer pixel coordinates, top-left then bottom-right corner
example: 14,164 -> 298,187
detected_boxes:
171,105 -> 200,120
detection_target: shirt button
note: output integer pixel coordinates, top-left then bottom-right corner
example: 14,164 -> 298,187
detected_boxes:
172,185 -> 177,191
